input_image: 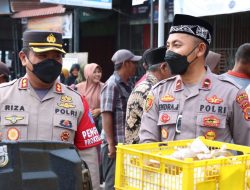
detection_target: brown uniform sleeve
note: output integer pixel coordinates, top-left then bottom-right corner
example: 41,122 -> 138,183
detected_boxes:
231,89 -> 250,146
139,90 -> 161,143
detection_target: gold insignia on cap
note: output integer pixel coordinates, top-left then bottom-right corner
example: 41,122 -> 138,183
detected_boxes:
5,115 -> 24,124
47,34 -> 56,43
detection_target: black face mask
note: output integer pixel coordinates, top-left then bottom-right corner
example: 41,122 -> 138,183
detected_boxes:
165,45 -> 198,75
31,59 -> 62,84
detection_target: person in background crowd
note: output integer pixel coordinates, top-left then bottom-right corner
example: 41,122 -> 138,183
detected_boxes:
76,64 -> 86,84
205,51 -> 221,74
125,47 -> 171,144
76,63 -> 104,133
76,63 -> 104,187
100,49 -> 141,190
0,30 -> 102,189
0,61 -> 10,83
221,43 -> 250,89
66,63 -> 80,86
139,14 -> 250,146
59,68 -> 69,84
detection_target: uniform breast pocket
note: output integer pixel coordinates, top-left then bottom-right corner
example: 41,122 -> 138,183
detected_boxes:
157,112 -> 178,141
1,111 -> 29,140
196,113 -> 228,140
52,115 -> 77,143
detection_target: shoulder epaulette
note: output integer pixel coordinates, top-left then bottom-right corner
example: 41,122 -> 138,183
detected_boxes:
0,79 -> 17,88
217,75 -> 241,89
152,75 -> 177,90
66,85 -> 82,97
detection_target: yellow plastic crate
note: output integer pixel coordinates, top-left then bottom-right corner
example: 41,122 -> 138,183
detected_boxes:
115,137 -> 250,190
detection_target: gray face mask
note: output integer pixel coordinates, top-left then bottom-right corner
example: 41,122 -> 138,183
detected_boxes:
164,45 -> 198,75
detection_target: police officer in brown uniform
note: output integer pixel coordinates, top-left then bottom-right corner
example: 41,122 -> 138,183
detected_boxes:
139,14 -> 250,146
0,30 -> 102,189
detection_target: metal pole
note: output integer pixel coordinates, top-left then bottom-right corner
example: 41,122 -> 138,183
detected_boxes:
158,0 -> 165,47
150,0 -> 154,48
73,8 -> 79,52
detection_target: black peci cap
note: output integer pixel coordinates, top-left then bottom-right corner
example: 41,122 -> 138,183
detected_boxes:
22,30 -> 66,54
169,14 -> 213,45
143,46 -> 167,67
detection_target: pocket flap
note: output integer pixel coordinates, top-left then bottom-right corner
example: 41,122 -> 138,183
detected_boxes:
1,112 -> 29,126
53,115 -> 77,131
196,113 -> 226,128
157,112 -> 178,125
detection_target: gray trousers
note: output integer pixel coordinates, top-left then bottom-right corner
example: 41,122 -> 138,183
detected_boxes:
79,147 -> 100,190
101,143 -> 116,190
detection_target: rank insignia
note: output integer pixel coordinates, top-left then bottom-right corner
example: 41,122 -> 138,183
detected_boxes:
202,78 -> 211,89
60,120 -> 72,128
161,95 -> 175,102
161,128 -> 168,139
7,128 -> 20,141
206,95 -> 223,104
204,130 -> 216,140
203,115 -> 220,127
175,79 -> 182,90
160,114 -> 170,123
145,94 -> 154,112
5,115 -> 24,124
55,83 -> 62,93
57,95 -> 76,108
61,131 -> 70,141
236,92 -> 249,104
243,107 -> 250,121
20,78 -> 28,89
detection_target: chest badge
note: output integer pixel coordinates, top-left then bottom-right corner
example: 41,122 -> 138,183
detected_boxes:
7,128 -> 20,141
161,128 -> 168,139
161,95 -> 175,102
57,95 -> 76,109
160,114 -> 170,123
5,115 -> 24,124
204,130 -> 216,140
60,120 -> 73,128
61,131 -> 70,141
206,95 -> 223,104
203,115 -> 220,127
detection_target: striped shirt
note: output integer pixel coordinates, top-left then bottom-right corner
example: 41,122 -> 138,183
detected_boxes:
101,72 -> 132,144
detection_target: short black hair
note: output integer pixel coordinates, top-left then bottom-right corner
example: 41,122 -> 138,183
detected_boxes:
235,43 -> 250,64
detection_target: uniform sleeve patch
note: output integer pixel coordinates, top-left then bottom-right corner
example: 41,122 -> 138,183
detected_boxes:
144,93 -> 154,112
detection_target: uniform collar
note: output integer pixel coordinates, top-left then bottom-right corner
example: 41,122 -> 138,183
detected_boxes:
173,66 -> 213,92
18,76 -> 65,94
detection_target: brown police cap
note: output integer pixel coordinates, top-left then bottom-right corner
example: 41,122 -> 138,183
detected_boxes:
22,30 -> 66,54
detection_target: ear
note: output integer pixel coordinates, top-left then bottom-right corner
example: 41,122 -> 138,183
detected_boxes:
197,43 -> 207,57
19,51 -> 28,66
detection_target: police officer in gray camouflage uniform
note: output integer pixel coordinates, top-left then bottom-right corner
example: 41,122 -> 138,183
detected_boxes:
139,14 -> 250,146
